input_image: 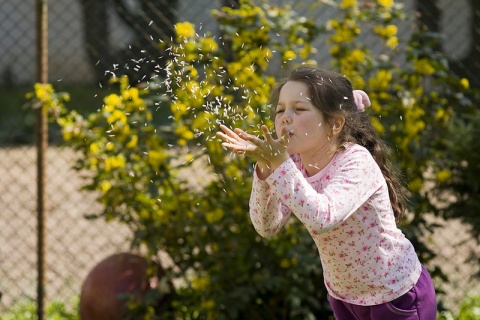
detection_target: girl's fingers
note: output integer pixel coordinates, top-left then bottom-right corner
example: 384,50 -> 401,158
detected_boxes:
260,125 -> 274,143
217,125 -> 244,144
221,142 -> 237,150
233,128 -> 247,135
278,127 -> 290,145
216,132 -> 238,144
218,125 -> 261,153
234,128 -> 254,141
219,124 -> 233,134
234,127 -> 265,146
243,134 -> 263,146
219,124 -> 241,139
222,142 -> 256,153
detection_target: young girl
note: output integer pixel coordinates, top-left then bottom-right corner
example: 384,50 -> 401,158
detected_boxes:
217,65 -> 437,319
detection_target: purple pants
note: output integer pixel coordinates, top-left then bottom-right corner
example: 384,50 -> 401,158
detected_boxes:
328,265 -> 437,320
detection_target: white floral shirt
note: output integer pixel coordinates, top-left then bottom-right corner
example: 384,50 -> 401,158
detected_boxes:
249,143 -> 421,305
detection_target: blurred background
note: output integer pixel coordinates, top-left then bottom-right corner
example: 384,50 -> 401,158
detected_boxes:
0,0 -> 479,318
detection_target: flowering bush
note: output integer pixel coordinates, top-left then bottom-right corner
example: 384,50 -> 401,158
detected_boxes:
55,1 -> 331,319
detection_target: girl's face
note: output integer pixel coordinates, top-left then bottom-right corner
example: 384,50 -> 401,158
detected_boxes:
274,81 -> 331,157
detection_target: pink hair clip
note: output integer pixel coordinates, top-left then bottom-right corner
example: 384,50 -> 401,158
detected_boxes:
353,90 -> 371,112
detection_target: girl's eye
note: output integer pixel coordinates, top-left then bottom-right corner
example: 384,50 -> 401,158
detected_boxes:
275,109 -> 285,115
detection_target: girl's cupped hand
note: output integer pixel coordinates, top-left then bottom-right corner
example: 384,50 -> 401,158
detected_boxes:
216,124 -> 290,171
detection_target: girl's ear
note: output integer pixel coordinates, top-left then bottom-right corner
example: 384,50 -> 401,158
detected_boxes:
332,116 -> 345,135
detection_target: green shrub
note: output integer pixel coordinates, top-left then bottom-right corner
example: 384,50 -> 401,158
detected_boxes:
457,294 -> 480,320
0,298 -> 79,320
432,110 -> 480,239
437,294 -> 480,320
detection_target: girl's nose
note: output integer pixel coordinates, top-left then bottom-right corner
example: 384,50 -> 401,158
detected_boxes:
281,113 -> 292,125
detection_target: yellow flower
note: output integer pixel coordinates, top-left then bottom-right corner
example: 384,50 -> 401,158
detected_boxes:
351,75 -> 365,89
88,157 -> 98,168
261,47 -> 273,60
107,109 -> 127,125
326,19 -> 340,30
191,275 -> 210,290
435,108 -> 449,123
200,37 -> 218,52
175,125 -> 194,142
153,208 -> 168,223
126,135 -> 138,148
185,153 -> 194,163
89,142 -> 99,153
460,78 -> 469,89
378,69 -> 392,81
330,45 -> 340,56
329,20 -> 360,44
378,0 -> 394,9
201,300 -> 215,310
104,154 -> 126,171
382,12 -> 392,20
186,81 -> 201,97
373,24 -> 397,38
413,58 -> 435,75
350,49 -> 365,63
62,130 -> 72,141
175,21 -> 195,40
122,87 -> 140,102
340,0 -> 356,9
386,36 -> 398,49
409,178 -> 423,192
100,180 -> 112,193
283,50 -> 296,61
368,69 -> 392,90
187,66 -> 199,79
227,62 -> 242,77
104,94 -> 122,112
34,83 -> 54,102
385,25 -> 398,37
205,208 -> 224,223
280,259 -> 290,269
371,117 -> 385,135
171,101 -> 188,116
148,150 -> 166,171
436,169 -> 451,183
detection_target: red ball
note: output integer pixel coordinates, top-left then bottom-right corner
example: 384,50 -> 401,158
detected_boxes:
79,252 -> 167,320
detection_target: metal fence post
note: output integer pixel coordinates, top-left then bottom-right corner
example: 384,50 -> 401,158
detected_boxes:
35,0 -> 48,319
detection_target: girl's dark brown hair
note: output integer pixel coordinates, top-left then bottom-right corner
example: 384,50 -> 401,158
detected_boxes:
271,65 -> 406,220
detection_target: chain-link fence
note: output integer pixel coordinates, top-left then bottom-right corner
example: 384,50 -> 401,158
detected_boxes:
1,0 -> 479,317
